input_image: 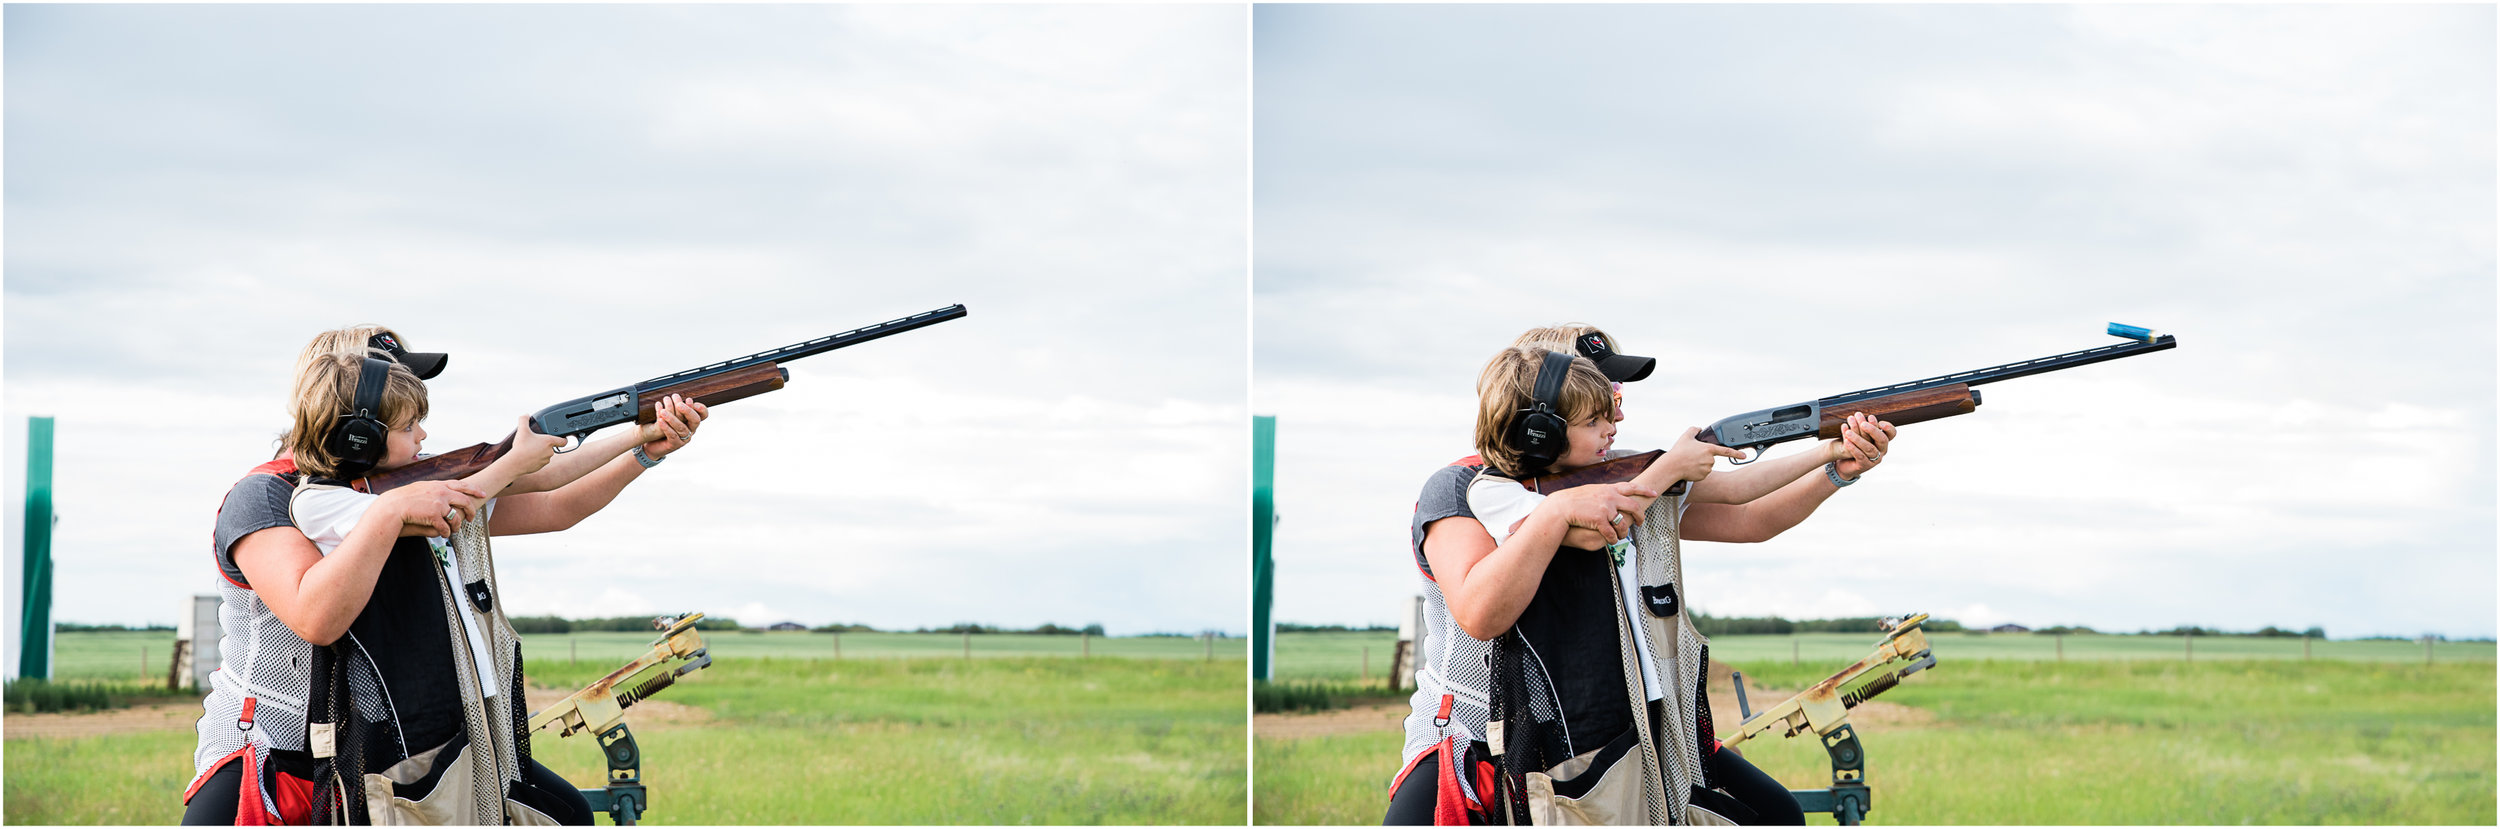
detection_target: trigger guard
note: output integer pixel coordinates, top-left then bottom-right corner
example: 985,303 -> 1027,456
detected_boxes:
1726,445 -> 1765,465
552,434 -> 584,454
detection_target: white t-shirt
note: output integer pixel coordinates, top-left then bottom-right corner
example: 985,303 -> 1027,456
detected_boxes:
1467,474 -> 1678,703
293,486 -> 501,699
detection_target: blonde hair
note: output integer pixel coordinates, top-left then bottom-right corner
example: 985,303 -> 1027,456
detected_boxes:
284,353 -> 430,479
292,325 -> 406,394
1512,323 -> 1617,355
275,325 -> 408,450
1473,346 -> 1614,477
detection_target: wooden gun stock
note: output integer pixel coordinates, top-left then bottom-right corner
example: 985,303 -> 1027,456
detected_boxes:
356,434 -> 516,494
354,362 -> 789,494
1524,384 -> 1978,497
1527,449 -> 1664,495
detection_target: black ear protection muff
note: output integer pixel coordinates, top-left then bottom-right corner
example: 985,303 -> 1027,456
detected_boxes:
325,357 -> 394,478
1508,350 -> 1577,475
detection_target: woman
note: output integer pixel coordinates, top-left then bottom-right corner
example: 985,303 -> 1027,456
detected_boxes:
1387,324 -> 1895,826
185,326 -> 706,825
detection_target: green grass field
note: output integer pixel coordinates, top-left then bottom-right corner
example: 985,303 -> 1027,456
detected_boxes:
1254,632 -> 2496,825
8,632 -> 1247,825
38,629 -> 1245,683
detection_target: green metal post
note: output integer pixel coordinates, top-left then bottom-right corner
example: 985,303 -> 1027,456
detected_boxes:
19,417 -> 55,680
1251,415 -> 1277,681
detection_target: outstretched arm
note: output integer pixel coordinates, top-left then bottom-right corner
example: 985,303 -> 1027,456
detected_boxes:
1685,412 -> 1889,506
491,396 -> 708,536
1684,414 -> 1895,543
500,398 -> 695,495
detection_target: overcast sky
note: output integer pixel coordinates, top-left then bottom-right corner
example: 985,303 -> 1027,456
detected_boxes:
1255,5 -> 2495,639
3,4 -> 1248,650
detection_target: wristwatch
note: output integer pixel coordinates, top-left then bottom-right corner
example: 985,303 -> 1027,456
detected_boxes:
1825,461 -> 1856,488
633,447 -> 665,469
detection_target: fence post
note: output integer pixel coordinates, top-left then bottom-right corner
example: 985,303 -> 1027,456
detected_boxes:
2055,633 -> 2063,662
964,631 -> 972,660
1081,631 -> 1089,658
1792,636 -> 1799,667
2302,633 -> 2310,660
834,631 -> 842,659
2424,636 -> 2433,665
1362,645 -> 1369,682
570,638 -> 577,666
2184,630 -> 2192,662
1205,632 -> 1213,662
1252,416 -> 1279,681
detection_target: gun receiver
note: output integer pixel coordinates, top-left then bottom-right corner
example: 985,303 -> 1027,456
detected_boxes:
1529,326 -> 2176,496
528,612 -> 715,826
355,304 -> 967,493
1719,613 -> 1938,826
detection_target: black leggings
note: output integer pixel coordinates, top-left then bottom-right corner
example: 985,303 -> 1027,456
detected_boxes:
1384,744 -> 1802,825
181,755 -> 593,825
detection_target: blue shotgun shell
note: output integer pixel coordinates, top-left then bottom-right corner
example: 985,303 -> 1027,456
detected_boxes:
2108,322 -> 2157,342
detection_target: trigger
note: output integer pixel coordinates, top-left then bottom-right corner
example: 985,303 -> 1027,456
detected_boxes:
1727,445 -> 1764,465
552,434 -> 584,454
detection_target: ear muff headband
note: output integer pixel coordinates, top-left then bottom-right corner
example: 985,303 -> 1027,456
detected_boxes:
325,357 -> 393,478
1510,350 -> 1576,474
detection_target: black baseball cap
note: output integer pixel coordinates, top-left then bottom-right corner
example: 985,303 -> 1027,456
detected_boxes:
368,332 -> 448,380
1576,332 -> 1655,382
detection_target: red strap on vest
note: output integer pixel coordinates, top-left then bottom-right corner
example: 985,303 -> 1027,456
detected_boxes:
1432,735 -> 1468,826
234,748 -> 270,826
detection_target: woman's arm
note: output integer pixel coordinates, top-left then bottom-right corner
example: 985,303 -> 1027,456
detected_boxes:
234,481 -> 486,645
1424,482 -> 1655,639
489,397 -> 706,536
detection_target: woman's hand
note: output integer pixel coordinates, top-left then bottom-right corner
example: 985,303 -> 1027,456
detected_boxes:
1825,412 -> 1897,480
636,395 -> 710,460
1544,481 -> 1660,547
374,480 -> 490,537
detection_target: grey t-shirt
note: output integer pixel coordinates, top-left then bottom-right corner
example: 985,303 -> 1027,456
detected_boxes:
213,473 -> 297,587
1409,460 -> 1483,579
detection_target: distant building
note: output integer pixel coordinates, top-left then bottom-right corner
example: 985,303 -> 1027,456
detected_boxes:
1991,623 -> 2031,634
768,621 -> 807,632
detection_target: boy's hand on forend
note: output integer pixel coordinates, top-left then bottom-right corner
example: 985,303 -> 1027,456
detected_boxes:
1828,412 -> 1897,479
636,394 -> 710,460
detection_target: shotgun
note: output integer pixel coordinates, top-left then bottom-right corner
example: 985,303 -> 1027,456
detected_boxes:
353,304 -> 968,494
1530,324 -> 2176,495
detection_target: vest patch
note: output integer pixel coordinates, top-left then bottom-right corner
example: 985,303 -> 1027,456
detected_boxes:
1642,583 -> 1680,618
